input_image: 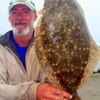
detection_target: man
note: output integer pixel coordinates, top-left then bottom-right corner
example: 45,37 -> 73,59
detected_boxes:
0,0 -> 72,100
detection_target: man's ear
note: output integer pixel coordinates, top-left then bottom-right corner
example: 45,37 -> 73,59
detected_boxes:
8,15 -> 11,22
33,13 -> 37,21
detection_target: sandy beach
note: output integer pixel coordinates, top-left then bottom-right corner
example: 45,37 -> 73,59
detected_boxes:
78,73 -> 100,100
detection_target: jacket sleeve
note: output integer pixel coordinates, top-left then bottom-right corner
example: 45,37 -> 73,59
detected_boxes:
0,45 -> 40,100
0,82 -> 39,100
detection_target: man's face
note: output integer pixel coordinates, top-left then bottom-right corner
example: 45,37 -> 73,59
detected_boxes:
9,4 -> 37,36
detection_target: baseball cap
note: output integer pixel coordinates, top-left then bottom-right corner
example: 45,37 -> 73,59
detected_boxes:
8,0 -> 36,12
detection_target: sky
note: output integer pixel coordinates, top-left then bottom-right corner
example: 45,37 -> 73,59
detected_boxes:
0,0 -> 100,70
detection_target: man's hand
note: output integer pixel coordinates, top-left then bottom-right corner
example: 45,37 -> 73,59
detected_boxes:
36,83 -> 72,100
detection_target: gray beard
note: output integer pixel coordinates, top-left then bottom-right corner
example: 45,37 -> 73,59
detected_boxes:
12,26 -> 30,36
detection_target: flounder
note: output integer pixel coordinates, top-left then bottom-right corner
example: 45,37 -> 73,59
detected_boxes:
34,0 -> 99,99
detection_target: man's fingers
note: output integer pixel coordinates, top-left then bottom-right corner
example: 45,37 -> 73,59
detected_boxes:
42,90 -> 63,100
47,84 -> 72,99
37,83 -> 72,100
61,90 -> 72,99
46,93 -> 68,100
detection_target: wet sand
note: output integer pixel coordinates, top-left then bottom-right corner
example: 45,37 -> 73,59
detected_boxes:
78,73 -> 100,100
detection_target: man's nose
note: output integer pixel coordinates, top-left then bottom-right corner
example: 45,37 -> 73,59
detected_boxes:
16,12 -> 23,19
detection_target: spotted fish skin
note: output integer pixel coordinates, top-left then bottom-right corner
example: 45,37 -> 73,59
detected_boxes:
35,0 -> 99,99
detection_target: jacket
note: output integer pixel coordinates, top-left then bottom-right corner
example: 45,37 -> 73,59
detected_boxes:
0,31 -> 48,100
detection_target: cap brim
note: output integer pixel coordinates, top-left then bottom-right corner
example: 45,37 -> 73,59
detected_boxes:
9,2 -> 35,12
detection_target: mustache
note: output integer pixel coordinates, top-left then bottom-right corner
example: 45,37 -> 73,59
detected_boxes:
14,20 -> 27,25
